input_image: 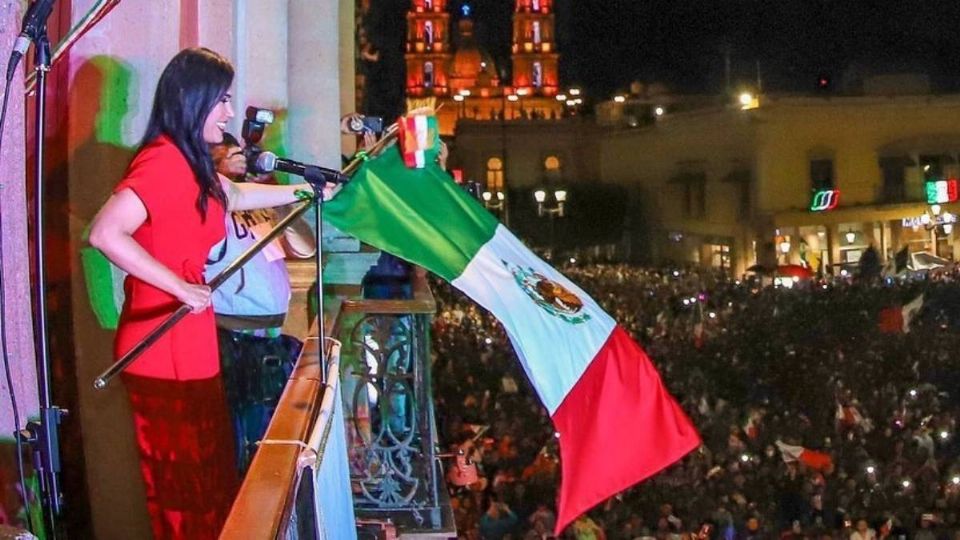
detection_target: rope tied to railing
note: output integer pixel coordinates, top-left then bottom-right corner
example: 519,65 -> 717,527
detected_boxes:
257,439 -> 312,452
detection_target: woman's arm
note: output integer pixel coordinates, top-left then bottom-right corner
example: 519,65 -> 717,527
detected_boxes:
222,178 -> 338,212
88,189 -> 211,313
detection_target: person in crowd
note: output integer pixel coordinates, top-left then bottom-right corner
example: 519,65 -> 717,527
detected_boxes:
850,520 -> 876,540
479,498 -> 518,540
571,514 -> 606,540
433,261 -> 960,539
206,132 -> 316,472
88,47 -> 333,538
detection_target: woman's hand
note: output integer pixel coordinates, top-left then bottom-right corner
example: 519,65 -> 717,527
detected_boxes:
175,282 -> 212,313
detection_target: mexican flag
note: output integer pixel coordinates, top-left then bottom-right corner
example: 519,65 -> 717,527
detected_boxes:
324,127 -> 700,532
775,440 -> 833,471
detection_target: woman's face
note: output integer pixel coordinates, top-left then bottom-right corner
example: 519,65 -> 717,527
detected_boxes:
203,92 -> 234,143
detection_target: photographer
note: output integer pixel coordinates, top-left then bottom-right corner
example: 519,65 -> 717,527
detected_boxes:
206,132 -> 316,472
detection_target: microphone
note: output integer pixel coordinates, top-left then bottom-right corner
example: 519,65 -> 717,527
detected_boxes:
254,151 -> 349,185
8,0 -> 57,81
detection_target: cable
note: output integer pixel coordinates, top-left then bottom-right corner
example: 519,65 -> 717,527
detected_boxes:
0,53 -> 35,535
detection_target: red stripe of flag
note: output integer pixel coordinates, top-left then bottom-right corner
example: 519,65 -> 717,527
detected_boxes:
551,326 -> 701,534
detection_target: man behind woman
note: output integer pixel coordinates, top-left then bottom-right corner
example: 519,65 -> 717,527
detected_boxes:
207,132 -> 315,472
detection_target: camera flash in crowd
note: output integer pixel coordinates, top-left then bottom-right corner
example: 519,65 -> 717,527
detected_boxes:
866,465 -> 876,474
940,430 -> 949,440
909,389 -> 918,398
740,453 -> 750,463
901,479 -> 911,489
484,337 -> 492,345
952,476 -> 960,485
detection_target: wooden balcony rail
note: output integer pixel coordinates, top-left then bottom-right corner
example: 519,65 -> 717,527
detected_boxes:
221,300 -> 342,539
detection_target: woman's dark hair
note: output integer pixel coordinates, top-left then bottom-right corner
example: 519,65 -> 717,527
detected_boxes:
141,47 -> 234,220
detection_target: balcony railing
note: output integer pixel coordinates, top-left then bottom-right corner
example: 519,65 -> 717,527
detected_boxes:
222,301 -> 353,539
222,274 -> 454,538
337,273 -> 453,533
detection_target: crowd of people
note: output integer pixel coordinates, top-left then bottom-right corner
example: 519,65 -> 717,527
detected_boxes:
431,264 -> 960,540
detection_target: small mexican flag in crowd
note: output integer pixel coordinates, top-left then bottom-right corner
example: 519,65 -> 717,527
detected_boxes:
325,112 -> 700,533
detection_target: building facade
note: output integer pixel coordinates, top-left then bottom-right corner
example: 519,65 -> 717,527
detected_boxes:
453,93 -> 960,274
405,0 -> 563,135
599,95 -> 960,275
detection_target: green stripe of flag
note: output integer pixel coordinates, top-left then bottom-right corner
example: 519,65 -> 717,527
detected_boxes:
324,145 -> 499,282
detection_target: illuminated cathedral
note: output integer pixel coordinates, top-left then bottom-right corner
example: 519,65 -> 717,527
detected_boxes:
405,0 -> 563,135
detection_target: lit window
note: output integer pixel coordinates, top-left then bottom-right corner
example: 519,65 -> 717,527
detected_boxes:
486,157 -> 504,192
424,21 -> 434,46
423,61 -> 434,88
532,21 -> 541,44
532,62 -> 543,88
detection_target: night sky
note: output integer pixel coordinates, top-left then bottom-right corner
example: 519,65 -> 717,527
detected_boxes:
362,0 -> 960,115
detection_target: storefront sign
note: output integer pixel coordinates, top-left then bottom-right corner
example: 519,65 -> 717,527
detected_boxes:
810,189 -> 840,211
925,179 -> 959,204
902,213 -> 957,228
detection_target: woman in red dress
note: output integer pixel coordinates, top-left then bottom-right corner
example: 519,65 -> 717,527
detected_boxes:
89,48 -> 329,539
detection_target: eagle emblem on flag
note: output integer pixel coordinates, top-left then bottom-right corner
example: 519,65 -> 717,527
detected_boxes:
503,260 -> 591,324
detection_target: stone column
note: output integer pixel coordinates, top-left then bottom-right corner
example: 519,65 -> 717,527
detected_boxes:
287,0 -> 340,168
0,0 -> 38,436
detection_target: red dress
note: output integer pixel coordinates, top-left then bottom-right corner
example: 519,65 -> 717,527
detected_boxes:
114,135 -> 238,539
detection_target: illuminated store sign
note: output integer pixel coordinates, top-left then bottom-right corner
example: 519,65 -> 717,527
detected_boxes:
926,179 -> 959,204
902,213 -> 957,228
810,189 -> 840,211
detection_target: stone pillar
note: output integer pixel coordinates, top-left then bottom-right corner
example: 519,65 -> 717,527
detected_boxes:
339,0 -> 356,156
287,0 -> 340,168
231,0 -> 288,130
826,223 -> 840,273
0,1 -> 39,530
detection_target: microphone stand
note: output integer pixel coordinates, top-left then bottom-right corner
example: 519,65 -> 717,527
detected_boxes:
303,169 -> 328,383
19,24 -> 67,538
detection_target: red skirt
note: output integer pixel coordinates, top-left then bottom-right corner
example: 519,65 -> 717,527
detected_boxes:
123,374 -> 239,539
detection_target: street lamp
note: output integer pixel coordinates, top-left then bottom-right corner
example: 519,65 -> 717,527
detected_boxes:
534,188 -> 567,259
921,205 -> 955,256
482,190 -> 506,220
534,188 -> 566,217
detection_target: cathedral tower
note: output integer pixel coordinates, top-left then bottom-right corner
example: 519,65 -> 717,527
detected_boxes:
405,0 -> 453,96
511,0 -> 558,96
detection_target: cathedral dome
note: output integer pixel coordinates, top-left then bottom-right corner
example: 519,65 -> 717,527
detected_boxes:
450,17 -> 499,90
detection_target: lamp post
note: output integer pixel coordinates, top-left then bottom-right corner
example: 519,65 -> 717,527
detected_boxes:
921,204 -> 955,256
534,188 -> 567,259
482,190 -> 507,224
453,93 -> 465,118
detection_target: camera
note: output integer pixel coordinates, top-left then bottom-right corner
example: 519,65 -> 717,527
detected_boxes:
241,106 -> 274,173
347,115 -> 384,135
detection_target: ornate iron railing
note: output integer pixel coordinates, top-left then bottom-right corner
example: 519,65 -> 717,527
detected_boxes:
222,274 -> 453,538
336,273 -> 450,531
